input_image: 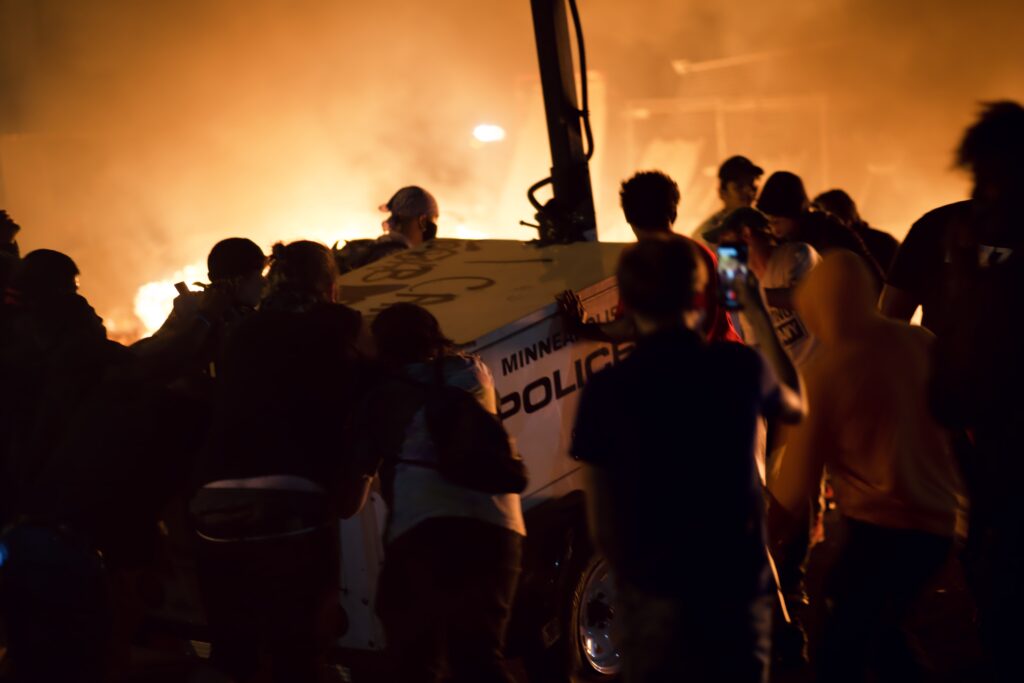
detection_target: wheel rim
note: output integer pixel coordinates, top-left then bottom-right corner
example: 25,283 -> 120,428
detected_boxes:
578,558 -> 621,675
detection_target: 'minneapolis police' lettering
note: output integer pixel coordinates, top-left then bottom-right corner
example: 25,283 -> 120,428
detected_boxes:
500,306 -> 619,378
499,341 -> 633,420
501,331 -> 576,377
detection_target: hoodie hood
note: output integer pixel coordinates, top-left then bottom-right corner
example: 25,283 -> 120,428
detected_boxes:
795,251 -> 877,345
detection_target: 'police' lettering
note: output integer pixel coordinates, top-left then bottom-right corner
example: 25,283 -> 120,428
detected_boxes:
553,369 -> 576,398
585,347 -> 610,379
499,392 -> 521,421
524,377 -> 553,414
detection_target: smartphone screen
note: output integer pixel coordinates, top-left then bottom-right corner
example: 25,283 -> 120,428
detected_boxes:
716,243 -> 748,310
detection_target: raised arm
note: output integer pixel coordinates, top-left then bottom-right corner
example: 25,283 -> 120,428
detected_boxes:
555,289 -> 636,344
736,274 -> 806,423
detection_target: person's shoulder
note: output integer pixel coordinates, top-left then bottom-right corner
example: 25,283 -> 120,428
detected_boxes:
910,200 -> 972,233
777,240 -> 819,260
419,353 -> 493,394
805,209 -> 843,231
708,339 -> 762,366
693,209 -> 726,238
772,240 -> 820,273
335,237 -> 407,273
865,225 -> 899,246
445,352 -> 490,380
903,321 -> 936,348
320,301 -> 362,325
674,231 -> 717,267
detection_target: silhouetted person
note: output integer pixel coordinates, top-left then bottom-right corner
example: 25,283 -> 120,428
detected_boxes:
0,247 -> 212,681
133,237 -> 266,399
558,170 -> 741,344
771,251 -> 963,682
709,208 -> 822,664
0,250 -> 112,518
335,185 -> 440,274
572,235 -> 805,683
880,199 -> 976,333
190,240 -> 370,683
0,209 -> 20,293
348,303 -> 525,683
757,171 -> 885,289
928,101 -> 1024,682
814,188 -> 900,274
0,376 -> 209,683
692,155 -> 764,245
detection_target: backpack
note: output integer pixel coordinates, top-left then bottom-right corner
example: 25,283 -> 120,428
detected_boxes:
423,360 -> 528,495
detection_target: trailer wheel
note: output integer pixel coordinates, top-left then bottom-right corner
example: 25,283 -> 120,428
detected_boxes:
566,553 -> 621,679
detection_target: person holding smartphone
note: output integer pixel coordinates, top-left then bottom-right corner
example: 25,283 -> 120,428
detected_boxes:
709,207 -> 824,669
707,207 -> 821,371
131,238 -> 266,395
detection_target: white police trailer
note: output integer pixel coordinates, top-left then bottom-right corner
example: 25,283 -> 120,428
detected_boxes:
336,237 -> 628,680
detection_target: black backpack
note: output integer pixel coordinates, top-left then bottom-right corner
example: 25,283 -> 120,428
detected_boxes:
419,359 -> 528,495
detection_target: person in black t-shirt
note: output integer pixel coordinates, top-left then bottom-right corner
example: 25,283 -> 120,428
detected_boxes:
571,235 -> 805,683
879,200 -> 973,336
928,101 -> 1024,682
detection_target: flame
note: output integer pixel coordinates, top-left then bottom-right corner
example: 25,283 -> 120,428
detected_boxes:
133,262 -> 208,337
129,218 -> 520,340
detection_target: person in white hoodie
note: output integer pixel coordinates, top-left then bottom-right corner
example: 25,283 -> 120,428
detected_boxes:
348,302 -> 525,683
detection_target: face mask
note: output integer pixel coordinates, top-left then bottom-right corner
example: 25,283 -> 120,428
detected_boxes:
423,220 -> 438,241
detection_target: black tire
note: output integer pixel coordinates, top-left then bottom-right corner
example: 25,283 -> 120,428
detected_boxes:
564,552 -> 620,681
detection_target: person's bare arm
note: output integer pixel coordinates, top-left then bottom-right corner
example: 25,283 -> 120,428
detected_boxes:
556,289 -> 636,343
737,275 -> 806,423
878,284 -> 919,322
768,372 -> 828,532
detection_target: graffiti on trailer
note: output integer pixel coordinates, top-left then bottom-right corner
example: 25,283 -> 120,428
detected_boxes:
357,240 -> 482,284
339,240 -> 508,315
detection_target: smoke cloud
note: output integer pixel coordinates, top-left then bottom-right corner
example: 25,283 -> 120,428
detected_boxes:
1,0 -> 1022,335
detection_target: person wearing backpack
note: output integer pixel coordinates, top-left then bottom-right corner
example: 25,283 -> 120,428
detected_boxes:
348,302 -> 526,683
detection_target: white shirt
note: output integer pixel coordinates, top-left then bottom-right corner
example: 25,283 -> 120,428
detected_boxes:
386,354 -> 527,543
740,242 -> 821,370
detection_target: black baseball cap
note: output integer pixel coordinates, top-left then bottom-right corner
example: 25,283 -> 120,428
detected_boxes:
718,156 -> 764,184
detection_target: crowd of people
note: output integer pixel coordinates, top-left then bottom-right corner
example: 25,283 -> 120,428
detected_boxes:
0,99 -> 1022,683
570,100 -> 1024,683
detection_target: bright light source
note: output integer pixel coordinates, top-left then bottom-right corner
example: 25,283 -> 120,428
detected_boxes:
473,124 -> 506,143
134,262 -> 207,336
